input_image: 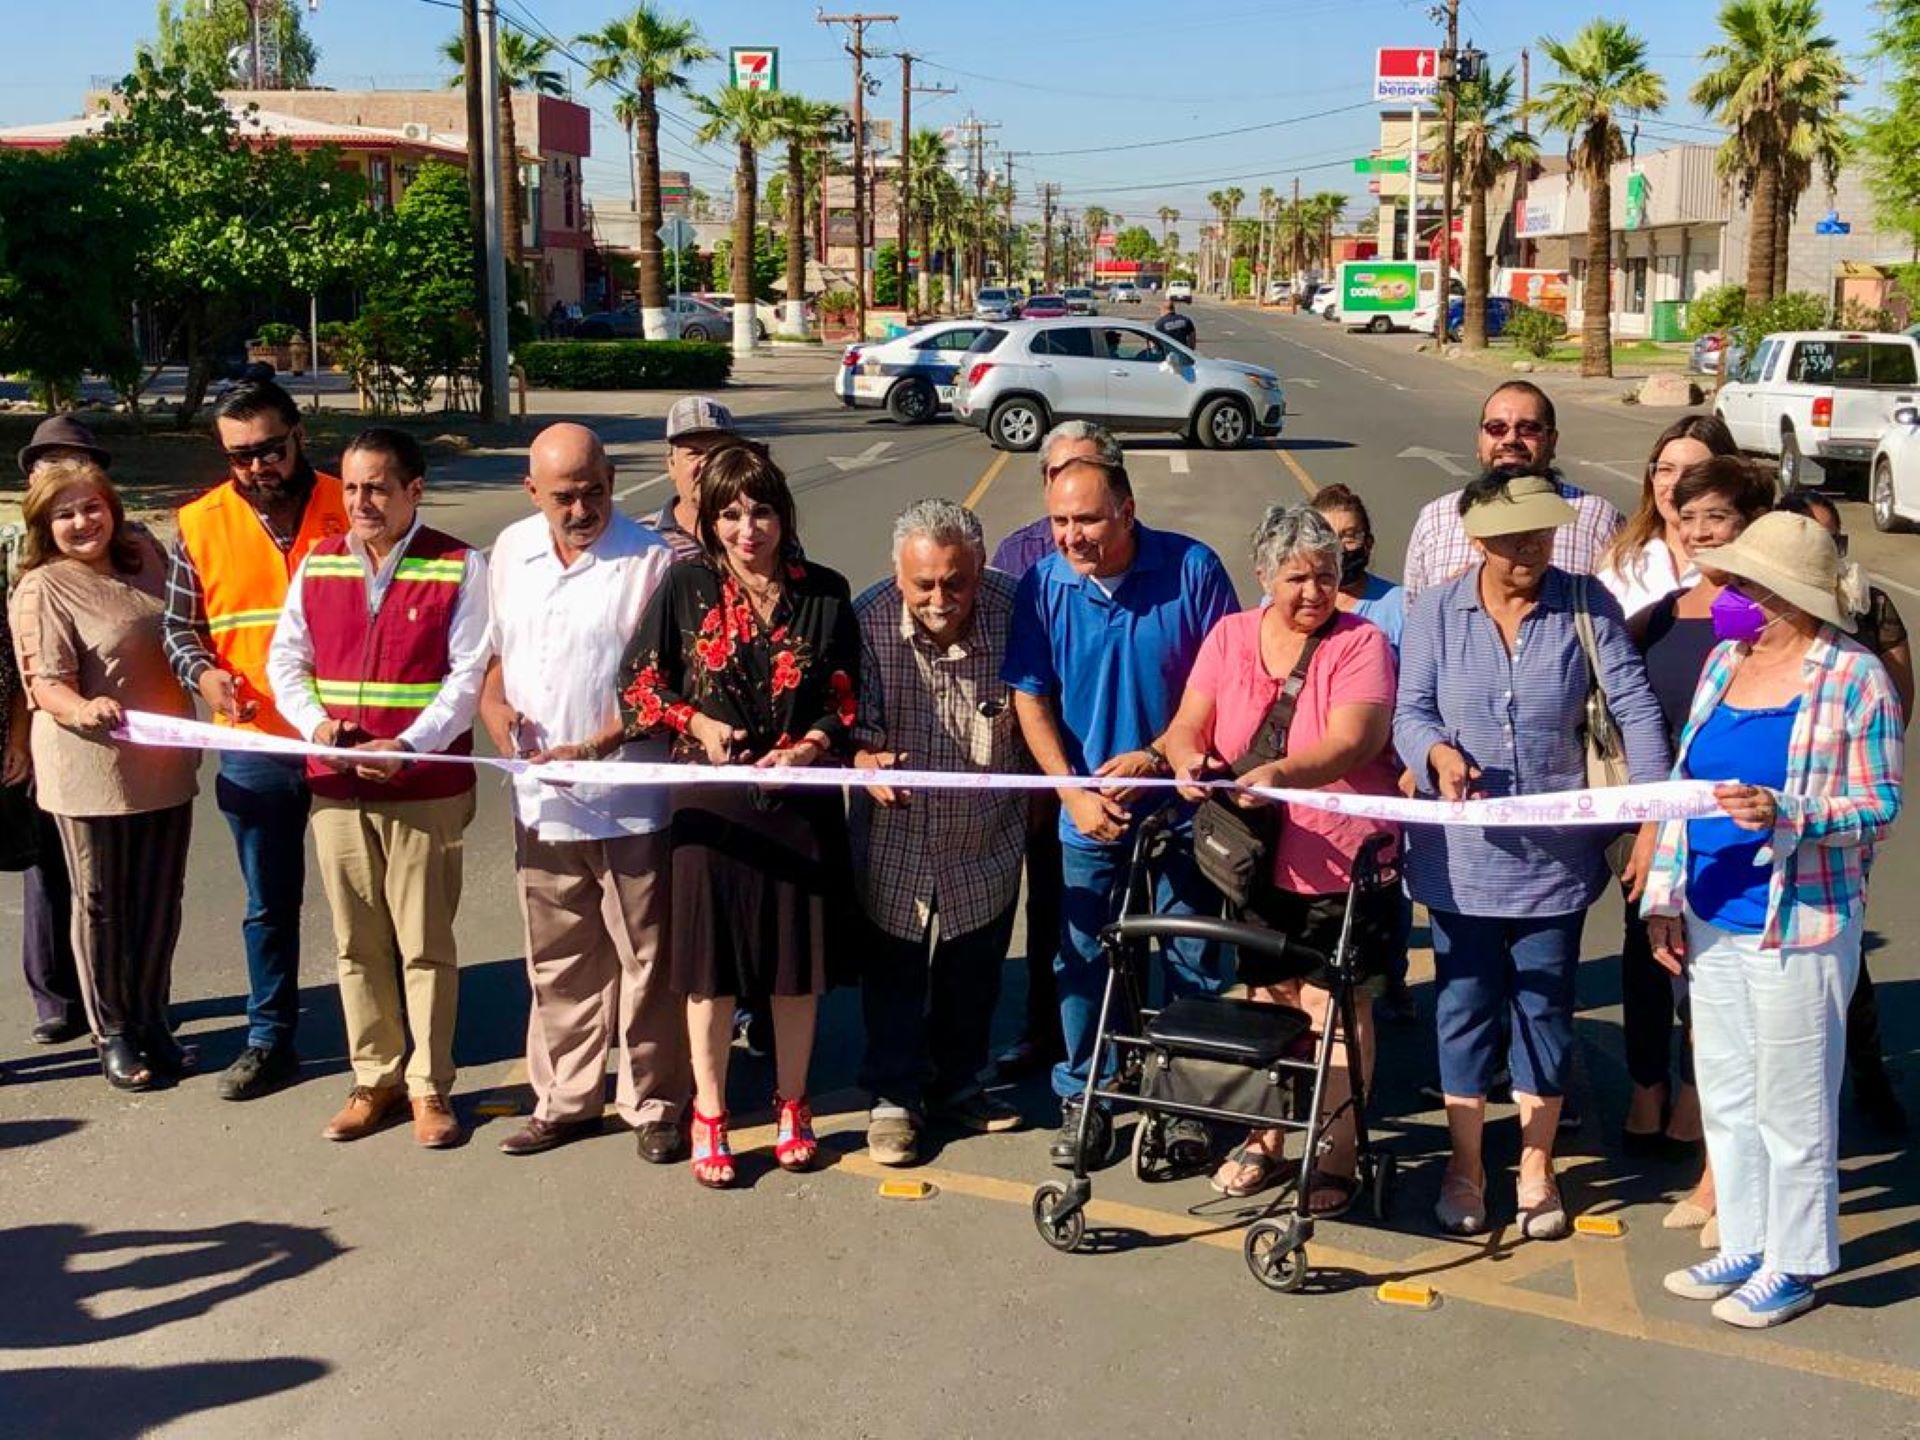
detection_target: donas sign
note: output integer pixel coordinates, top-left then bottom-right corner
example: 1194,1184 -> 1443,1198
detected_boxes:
1374,47 -> 1439,104
1343,262 -> 1420,314
730,47 -> 778,91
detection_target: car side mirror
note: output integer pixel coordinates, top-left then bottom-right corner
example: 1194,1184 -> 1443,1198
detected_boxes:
1897,405 -> 1920,427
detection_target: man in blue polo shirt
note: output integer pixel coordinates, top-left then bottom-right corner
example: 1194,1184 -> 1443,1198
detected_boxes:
1003,453 -> 1240,1168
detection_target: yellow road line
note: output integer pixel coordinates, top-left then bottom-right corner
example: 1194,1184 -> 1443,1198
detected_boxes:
963,451 -> 1012,510
1267,439 -> 1318,498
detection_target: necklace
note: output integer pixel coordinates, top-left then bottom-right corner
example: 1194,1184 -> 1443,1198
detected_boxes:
729,565 -> 783,620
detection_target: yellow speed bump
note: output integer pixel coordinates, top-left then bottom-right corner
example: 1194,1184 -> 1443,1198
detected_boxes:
879,1179 -> 937,1201
1575,1214 -> 1627,1238
1375,1280 -> 1440,1310
473,1102 -> 521,1118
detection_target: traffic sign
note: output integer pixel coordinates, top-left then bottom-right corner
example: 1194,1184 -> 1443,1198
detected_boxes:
730,47 -> 779,91
1814,209 -> 1851,235
658,216 -> 698,252
1374,48 -> 1440,104
1354,156 -> 1410,174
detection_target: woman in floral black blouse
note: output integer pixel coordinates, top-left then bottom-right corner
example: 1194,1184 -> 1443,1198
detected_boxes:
619,442 -> 859,1188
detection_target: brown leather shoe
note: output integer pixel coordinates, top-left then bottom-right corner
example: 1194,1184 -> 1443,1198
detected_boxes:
634,1119 -> 685,1164
411,1093 -> 464,1149
322,1085 -> 406,1142
497,1115 -> 599,1156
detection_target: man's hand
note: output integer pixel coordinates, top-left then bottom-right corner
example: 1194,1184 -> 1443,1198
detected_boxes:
2,736 -> 29,787
1427,743 -> 1481,801
350,737 -> 410,782
72,697 -> 125,734
855,749 -> 910,807
1063,786 -> 1128,844
314,719 -> 367,772
1094,748 -> 1161,806
687,713 -> 748,765
197,668 -> 257,723
482,699 -> 529,759
1647,914 -> 1687,976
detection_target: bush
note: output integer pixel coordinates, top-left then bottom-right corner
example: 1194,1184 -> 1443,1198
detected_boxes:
254,321 -> 299,345
1737,291 -> 1830,356
1686,283 -> 1746,339
517,340 -> 731,391
1507,303 -> 1567,359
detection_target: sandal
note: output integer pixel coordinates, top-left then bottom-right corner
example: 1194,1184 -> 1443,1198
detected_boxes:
690,1108 -> 735,1188
100,1035 -> 155,1093
1434,1169 -> 1487,1236
1305,1168 -> 1360,1218
1210,1142 -> 1282,1198
1517,1177 -> 1569,1240
775,1094 -> 817,1172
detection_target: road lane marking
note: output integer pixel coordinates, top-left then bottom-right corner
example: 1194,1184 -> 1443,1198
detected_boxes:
1267,440 -> 1318,498
963,451 -> 1012,510
617,471 -> 670,500
1166,452 -> 1190,475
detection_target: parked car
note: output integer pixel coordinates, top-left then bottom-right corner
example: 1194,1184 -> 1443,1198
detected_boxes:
1020,294 -> 1070,319
1166,280 -> 1194,303
1309,284 -> 1339,320
1714,330 -> 1920,491
952,317 -> 1285,452
576,294 -> 730,342
693,292 -> 774,341
835,320 -> 990,424
1868,402 -> 1920,531
1446,295 -> 1515,340
1689,331 -> 1747,377
974,286 -> 1020,322
1063,286 -> 1099,316
1107,282 -> 1141,304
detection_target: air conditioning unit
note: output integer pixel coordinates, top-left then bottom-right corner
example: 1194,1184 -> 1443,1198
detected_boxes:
400,122 -> 432,143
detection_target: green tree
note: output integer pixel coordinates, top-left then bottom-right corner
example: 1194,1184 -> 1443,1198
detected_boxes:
579,5 -> 715,339
350,161 -> 480,413
140,0 -> 319,88
911,129 -> 958,309
1530,21 -> 1668,377
1692,0 -> 1851,308
443,28 -> 565,269
1112,225 -> 1158,263
691,83 -> 785,350
709,227 -> 782,302
1452,69 -> 1538,347
1859,0 -> 1920,251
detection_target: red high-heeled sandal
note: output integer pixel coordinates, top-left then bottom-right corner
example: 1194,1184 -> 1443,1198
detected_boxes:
775,1094 -> 817,1171
690,1108 -> 735,1188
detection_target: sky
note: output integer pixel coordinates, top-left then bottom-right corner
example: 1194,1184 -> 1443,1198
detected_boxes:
2,0 -> 1897,230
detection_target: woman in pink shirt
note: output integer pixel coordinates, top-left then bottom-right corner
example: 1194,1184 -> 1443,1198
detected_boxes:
1164,503 -> 1401,1208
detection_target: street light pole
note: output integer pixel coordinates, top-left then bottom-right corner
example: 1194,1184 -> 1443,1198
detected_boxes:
1434,0 -> 1460,343
478,0 -> 511,421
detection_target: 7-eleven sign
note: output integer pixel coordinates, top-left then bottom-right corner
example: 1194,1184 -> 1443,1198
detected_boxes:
730,47 -> 779,92
1373,47 -> 1439,104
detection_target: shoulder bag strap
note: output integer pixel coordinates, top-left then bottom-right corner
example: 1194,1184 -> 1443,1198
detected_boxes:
1572,576 -> 1624,752
1230,615 -> 1337,778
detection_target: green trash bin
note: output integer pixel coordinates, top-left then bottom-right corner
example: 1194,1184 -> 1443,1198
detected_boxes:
1652,300 -> 1689,342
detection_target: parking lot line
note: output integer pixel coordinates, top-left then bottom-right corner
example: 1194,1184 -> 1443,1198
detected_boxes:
964,451 -> 1012,510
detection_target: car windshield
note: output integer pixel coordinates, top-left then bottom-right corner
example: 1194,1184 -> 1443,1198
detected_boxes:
979,289 -> 1010,303
1066,288 -> 1091,298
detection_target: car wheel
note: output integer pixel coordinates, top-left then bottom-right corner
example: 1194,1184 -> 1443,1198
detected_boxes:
1778,427 -> 1805,495
755,321 -> 768,341
989,397 -> 1048,452
887,377 -> 937,425
682,324 -> 710,343
1367,315 -> 1392,334
1873,457 -> 1908,532
1197,396 -> 1251,450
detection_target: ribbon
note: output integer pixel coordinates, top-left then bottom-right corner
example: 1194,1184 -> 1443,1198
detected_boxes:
115,710 -> 1721,830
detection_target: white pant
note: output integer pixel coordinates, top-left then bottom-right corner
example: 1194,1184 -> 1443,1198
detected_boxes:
1686,908 -> 1861,1277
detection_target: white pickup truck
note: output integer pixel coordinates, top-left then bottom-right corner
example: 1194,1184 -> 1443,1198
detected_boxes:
1714,330 -> 1920,492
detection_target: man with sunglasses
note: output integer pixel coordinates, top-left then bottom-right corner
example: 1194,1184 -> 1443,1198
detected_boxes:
1401,382 -> 1624,602
165,379 -> 348,1101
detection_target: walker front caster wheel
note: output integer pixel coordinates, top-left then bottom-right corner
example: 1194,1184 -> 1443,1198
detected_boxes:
1032,1181 -> 1086,1253
1244,1217 -> 1308,1292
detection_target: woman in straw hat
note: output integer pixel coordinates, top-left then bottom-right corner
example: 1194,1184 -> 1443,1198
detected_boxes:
1645,511 -> 1903,1329
1395,473 -> 1671,1241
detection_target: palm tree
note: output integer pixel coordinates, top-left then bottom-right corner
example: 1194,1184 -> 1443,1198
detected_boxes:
1531,20 -> 1668,377
1773,107 -> 1849,296
1082,204 -> 1110,281
442,29 -> 564,269
1453,69 -> 1539,348
1162,230 -> 1182,281
910,129 -> 953,311
1692,0 -> 1850,308
771,95 -> 839,335
1255,186 -> 1277,297
1221,187 -> 1245,295
692,83 -> 785,355
1309,192 -> 1347,275
579,5 -> 715,340
1156,205 -> 1179,283
1203,190 -> 1224,289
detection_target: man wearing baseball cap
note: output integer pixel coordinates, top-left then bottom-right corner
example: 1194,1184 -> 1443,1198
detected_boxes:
650,395 -> 739,562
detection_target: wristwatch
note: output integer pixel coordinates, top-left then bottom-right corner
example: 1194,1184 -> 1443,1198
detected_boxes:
1143,742 -> 1172,776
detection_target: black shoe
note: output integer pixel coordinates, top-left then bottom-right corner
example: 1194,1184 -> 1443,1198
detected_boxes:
1162,1114 -> 1212,1170
140,1030 -> 199,1079
30,1017 -> 83,1046
216,1045 -> 299,1101
1048,1097 -> 1113,1170
1853,1066 -> 1910,1138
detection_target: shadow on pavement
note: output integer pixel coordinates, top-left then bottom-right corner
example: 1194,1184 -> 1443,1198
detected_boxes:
0,1117 -> 85,1151
1,1357 -> 329,1439
0,1220 -> 344,1350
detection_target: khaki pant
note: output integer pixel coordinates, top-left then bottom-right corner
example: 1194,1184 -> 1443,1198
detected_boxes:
516,825 -> 689,1126
311,790 -> 475,1095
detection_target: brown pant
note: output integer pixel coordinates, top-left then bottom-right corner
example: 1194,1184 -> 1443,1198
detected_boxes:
54,803 -> 193,1041
311,790 -> 474,1096
516,825 -> 689,1126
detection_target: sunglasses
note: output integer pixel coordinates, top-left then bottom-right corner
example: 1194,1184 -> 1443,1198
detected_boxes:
1480,419 -> 1551,441
225,434 -> 294,468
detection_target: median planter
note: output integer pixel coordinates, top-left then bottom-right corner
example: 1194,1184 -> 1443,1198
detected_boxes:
517,340 -> 732,390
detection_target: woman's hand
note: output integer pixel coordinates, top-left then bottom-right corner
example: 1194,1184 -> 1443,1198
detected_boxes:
1172,753 -> 1222,804
687,713 -> 748,765
1232,758 -> 1284,809
1619,823 -> 1658,903
2,735 -> 30,787
1646,914 -> 1688,976
1714,782 -> 1778,832
71,697 -> 124,734
1427,743 -> 1480,801
755,735 -> 825,770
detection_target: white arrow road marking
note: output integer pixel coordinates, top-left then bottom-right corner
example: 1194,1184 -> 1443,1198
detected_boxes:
1166,452 -> 1190,474
828,440 -> 896,472
1398,446 -> 1473,477
1284,376 -> 1322,389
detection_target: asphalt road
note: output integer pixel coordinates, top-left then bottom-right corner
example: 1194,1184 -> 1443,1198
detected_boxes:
1,306 -> 1916,1438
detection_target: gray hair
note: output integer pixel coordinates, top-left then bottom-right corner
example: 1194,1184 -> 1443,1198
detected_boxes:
891,497 -> 985,565
1251,503 -> 1339,584
1038,420 -> 1123,478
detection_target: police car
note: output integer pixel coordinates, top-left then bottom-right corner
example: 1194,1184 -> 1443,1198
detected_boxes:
834,321 -> 991,424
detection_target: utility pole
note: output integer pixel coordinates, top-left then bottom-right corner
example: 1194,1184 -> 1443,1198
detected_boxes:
1001,152 -> 1017,282
460,0 -> 495,421
1518,47 -> 1536,268
1434,0 -> 1461,343
478,0 -> 510,421
897,55 -> 954,315
953,115 -> 999,301
818,11 -> 897,338
1291,175 -> 1302,290
1041,182 -> 1058,290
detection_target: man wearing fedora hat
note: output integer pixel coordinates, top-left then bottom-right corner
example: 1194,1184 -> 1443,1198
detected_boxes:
4,418 -> 102,1045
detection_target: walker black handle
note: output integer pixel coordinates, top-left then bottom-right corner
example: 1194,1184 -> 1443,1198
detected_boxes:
1100,915 -> 1327,981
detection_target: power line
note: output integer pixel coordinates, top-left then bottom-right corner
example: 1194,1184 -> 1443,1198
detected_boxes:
1019,100 -> 1377,158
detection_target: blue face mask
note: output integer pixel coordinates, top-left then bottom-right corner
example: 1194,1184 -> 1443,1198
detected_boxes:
1710,586 -> 1769,644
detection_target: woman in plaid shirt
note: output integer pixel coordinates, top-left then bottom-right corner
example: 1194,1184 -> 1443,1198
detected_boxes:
1644,512 -> 1904,1330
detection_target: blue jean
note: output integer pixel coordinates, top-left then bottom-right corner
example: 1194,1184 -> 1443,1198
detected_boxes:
1053,833 -> 1223,1101
1431,908 -> 1585,1099
215,751 -> 311,1052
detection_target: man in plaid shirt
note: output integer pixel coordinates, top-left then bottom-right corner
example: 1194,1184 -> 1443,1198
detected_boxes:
851,499 -> 1029,1166
1401,381 -> 1623,601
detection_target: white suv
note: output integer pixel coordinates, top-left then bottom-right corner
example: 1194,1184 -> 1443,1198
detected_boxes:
952,317 -> 1285,451
1166,280 -> 1194,303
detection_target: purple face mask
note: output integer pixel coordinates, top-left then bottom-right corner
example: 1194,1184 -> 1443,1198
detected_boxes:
1710,586 -> 1769,644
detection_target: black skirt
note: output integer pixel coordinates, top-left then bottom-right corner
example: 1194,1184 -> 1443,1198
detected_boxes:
667,785 -> 853,998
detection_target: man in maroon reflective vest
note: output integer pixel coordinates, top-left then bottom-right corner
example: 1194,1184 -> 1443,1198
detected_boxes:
266,427 -> 492,1148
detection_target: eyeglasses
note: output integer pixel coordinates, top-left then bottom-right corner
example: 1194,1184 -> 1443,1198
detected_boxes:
225,434 -> 293,468
1480,419 -> 1550,441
